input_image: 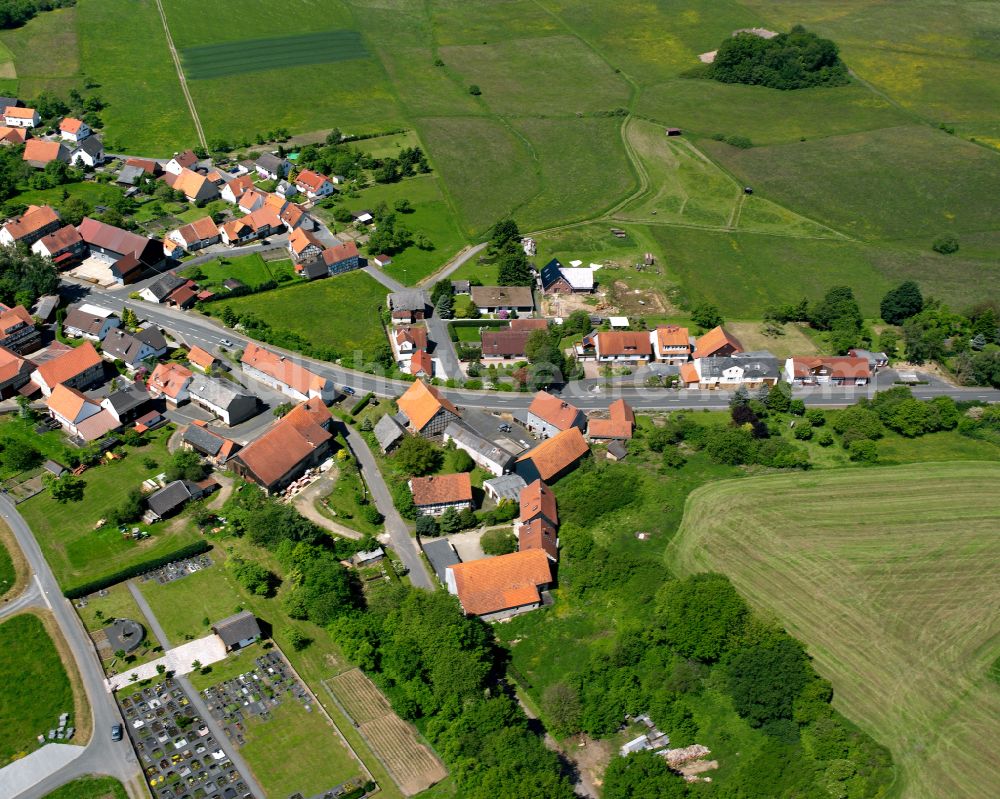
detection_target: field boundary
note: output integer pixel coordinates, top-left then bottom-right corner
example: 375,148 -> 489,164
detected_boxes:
0,516 -> 29,600
153,0 -> 205,148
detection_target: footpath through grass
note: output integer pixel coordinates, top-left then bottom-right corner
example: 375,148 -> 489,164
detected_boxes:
0,614 -> 75,765
669,461 -> 1000,799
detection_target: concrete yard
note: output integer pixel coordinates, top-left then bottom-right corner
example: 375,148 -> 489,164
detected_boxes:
107,635 -> 227,691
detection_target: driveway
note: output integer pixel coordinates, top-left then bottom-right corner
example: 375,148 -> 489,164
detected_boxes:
292,470 -> 363,540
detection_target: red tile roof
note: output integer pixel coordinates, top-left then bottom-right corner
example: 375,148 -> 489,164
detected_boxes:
397,379 -> 459,432
509,318 -> 550,331
692,326 -> 743,359
322,240 -> 359,265
528,391 -> 581,431
36,225 -> 83,255
59,117 -> 84,134
790,357 -> 871,380
175,216 -> 218,246
242,342 -> 329,397
295,169 -> 329,192
395,326 -> 428,351
481,330 -> 531,358
519,479 -> 557,526
5,106 -> 36,120
46,382 -> 93,422
288,227 -> 323,256
654,325 -> 690,352
587,398 -> 635,440
516,427 -> 589,481
519,518 -> 558,560
77,217 -> 151,258
147,362 -> 192,399
0,304 -> 34,336
187,346 -> 215,370
33,341 -> 101,388
0,126 -> 26,144
0,345 -> 27,383
236,398 -> 331,488
409,472 -> 473,506
680,362 -> 699,384
410,350 -> 433,376
3,205 -> 59,241
595,331 -> 652,358
448,549 -> 552,616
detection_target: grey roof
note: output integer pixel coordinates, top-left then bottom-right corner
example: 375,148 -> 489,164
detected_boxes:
212,610 -> 261,647
607,440 -> 628,460
43,459 -> 66,477
850,348 -> 888,364
388,289 -> 428,312
482,473 -> 527,502
189,375 -> 255,413
74,137 -> 103,157
104,384 -> 149,415
422,538 -> 460,584
451,280 -> 471,294
470,285 -> 533,309
182,424 -> 225,456
146,273 -> 186,301
700,355 -> 779,380
444,421 -> 514,469
101,329 -> 149,364
374,413 -> 406,452
299,258 -> 329,280
64,307 -> 114,335
146,479 -> 193,517
733,350 -> 778,360
117,164 -> 145,185
255,152 -> 289,174
32,295 -> 59,321
135,326 -> 167,350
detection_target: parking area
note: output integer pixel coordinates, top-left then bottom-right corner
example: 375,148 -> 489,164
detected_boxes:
117,678 -> 254,799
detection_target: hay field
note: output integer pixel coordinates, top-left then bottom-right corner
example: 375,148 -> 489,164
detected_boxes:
668,461 -> 1000,799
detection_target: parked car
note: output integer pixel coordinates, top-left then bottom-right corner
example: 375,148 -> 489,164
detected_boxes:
497,423 -> 512,433
342,386 -> 356,395
111,724 -> 123,741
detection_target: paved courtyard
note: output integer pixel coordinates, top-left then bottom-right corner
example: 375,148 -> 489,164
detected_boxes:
108,635 -> 227,692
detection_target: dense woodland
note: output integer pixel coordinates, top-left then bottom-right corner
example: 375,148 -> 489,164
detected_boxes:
708,26 -> 849,90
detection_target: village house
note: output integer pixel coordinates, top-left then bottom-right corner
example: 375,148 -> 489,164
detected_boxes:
305,240 -> 358,277
186,346 -> 216,373
241,341 -> 337,402
294,169 -> 335,199
100,327 -> 168,370
220,207 -> 281,245
139,273 -> 186,304
0,126 -> 27,145
31,341 -> 105,396
166,280 -> 202,310
4,106 -> 39,128
181,423 -> 240,466
99,382 -> 152,425
164,150 -> 199,175
62,305 -> 120,343
219,218 -> 254,246
187,375 -> 258,426
652,325 -> 692,364
69,137 -> 104,168
167,216 -> 220,253
587,398 -> 636,441
0,304 -> 41,353
164,168 -> 220,203
514,426 -> 589,484
594,331 -> 653,364
220,175 -> 255,205
31,225 -> 87,267
446,549 -> 552,622
690,353 -> 781,389
410,350 -> 433,377
396,379 -> 460,438
1,205 -> 61,246
443,421 -> 515,476
848,348 -> 890,371
387,289 -> 429,323
237,187 -> 267,214
470,285 -> 534,315
480,329 -> 532,360
295,258 -> 329,281
692,325 -> 743,359
392,325 -> 429,373
23,139 -> 70,169
539,259 -> 594,293
255,152 -> 291,181
231,397 -> 334,494
409,472 -> 473,516
519,479 -> 558,529
77,217 -> 165,277
287,227 -> 324,262
279,201 -> 313,232
785,356 -> 871,386
45,383 -> 119,442
59,117 -> 91,144
147,361 -> 193,406
519,517 -> 559,562
275,179 -> 298,199
526,390 -> 585,438
373,413 -> 407,453
0,345 -> 34,398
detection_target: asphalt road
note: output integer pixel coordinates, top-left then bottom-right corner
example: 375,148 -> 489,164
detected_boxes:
0,497 -> 145,799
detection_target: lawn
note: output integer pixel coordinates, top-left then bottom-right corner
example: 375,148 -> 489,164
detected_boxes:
209,270 -> 389,357
322,465 -> 383,538
668,461 -> 1000,799
12,181 -> 126,215
182,253 -> 293,291
76,0 -> 199,153
42,776 -> 128,799
0,415 -> 74,480
240,697 -> 362,798
0,614 -> 75,765
0,6 -> 79,98
322,174 -> 468,286
75,582 -> 161,668
17,428 -> 203,593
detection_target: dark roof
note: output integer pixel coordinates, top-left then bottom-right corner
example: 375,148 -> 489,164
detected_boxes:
146,479 -> 193,517
0,98 -> 21,110
481,329 -> 531,358
539,258 -> 565,290
182,424 -> 224,456
135,326 -> 167,350
104,384 -> 149,415
422,538 -> 461,584
299,258 -> 329,280
117,164 -> 145,186
700,355 -> 779,380
212,610 -> 261,647
255,152 -> 289,173
146,273 -> 186,301
606,440 -> 628,459
388,289 -> 428,312
222,278 -> 245,290
451,280 -> 471,294
374,413 -> 405,452
74,137 -> 103,157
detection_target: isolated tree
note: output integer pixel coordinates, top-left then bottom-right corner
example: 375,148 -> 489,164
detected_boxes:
880,281 -> 924,325
435,292 -> 454,319
691,303 -> 723,329
415,514 -> 438,537
47,474 -> 85,503
393,435 -> 442,476
541,682 -> 582,737
438,507 -> 463,534
489,218 -> 521,252
932,234 -> 959,254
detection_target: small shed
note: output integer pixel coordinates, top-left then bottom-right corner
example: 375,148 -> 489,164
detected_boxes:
352,547 -> 385,567
665,127 -> 682,136
606,440 -> 628,461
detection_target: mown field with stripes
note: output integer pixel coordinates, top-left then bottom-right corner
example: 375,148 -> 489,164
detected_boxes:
668,461 -> 1000,799
180,30 -> 368,79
